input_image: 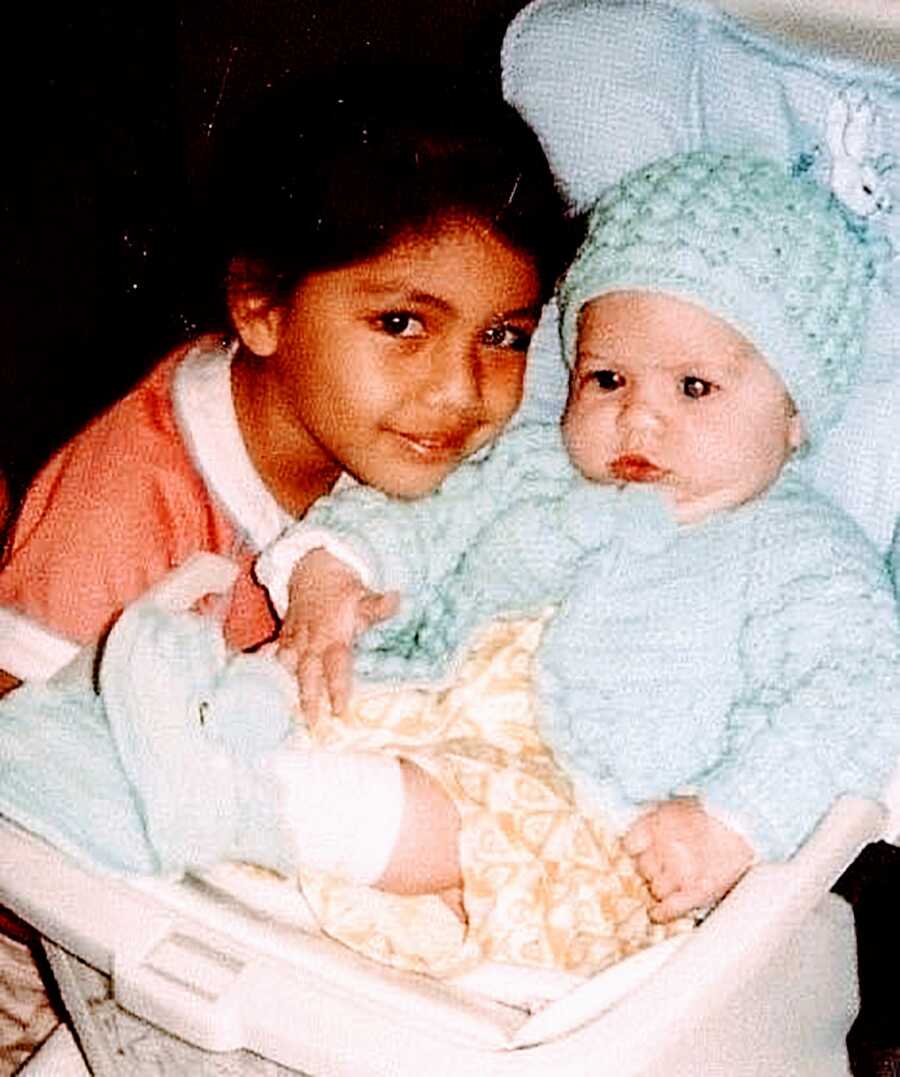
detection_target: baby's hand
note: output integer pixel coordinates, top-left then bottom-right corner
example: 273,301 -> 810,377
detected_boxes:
624,799 -> 755,922
277,548 -> 398,719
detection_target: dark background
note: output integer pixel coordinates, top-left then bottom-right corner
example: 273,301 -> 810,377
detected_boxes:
0,1 -> 526,498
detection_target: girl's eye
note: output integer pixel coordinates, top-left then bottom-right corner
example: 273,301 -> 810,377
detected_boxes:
378,312 -> 425,338
482,324 -> 532,352
682,376 -> 715,399
590,369 -> 625,391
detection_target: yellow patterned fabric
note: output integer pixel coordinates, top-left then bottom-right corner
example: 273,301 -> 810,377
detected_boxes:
297,615 -> 691,978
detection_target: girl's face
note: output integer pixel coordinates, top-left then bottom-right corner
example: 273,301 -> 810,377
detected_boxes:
234,220 -> 541,505
564,291 -> 805,523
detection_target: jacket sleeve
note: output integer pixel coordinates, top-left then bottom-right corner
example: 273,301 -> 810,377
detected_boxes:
452,478 -> 662,625
256,423 -> 575,626
697,503 -> 900,861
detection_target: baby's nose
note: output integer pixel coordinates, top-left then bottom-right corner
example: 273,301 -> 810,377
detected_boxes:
619,388 -> 665,433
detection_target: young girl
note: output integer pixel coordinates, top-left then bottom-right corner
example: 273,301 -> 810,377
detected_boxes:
0,68 -> 569,695
0,66 -> 571,1064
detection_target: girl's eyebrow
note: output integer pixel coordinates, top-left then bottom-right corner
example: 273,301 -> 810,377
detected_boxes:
358,284 -> 455,313
358,282 -> 541,320
502,303 -> 543,320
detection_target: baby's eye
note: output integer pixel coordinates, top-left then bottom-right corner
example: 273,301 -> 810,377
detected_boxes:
590,369 -> 626,391
482,324 -> 532,352
377,312 -> 425,338
681,376 -> 716,399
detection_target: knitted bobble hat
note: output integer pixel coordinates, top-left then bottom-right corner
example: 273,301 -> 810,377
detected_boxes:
558,151 -> 876,443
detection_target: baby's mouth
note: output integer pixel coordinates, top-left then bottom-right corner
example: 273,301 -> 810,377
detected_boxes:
609,454 -> 667,484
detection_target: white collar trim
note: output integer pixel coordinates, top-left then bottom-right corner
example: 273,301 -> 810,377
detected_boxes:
173,339 -> 293,551
0,607 -> 80,681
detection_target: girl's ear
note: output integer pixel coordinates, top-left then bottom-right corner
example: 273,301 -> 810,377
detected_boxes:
227,258 -> 282,357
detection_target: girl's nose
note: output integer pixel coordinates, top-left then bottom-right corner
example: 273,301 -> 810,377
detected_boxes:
422,340 -> 481,411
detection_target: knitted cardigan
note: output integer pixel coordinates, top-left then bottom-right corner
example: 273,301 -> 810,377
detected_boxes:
258,423 -> 900,861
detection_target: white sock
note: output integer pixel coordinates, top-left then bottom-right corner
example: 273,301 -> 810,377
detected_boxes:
266,746 -> 406,886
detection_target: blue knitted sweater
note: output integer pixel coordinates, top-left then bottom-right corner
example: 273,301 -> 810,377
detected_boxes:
262,423 -> 900,861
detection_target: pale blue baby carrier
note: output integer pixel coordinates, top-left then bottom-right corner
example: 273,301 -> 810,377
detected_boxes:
3,3 -> 900,1074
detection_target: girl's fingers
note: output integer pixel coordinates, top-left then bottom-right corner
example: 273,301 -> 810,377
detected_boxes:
281,585 -> 396,717
297,652 -> 325,723
358,589 -> 400,629
322,642 -> 352,715
277,618 -> 308,656
276,643 -> 299,676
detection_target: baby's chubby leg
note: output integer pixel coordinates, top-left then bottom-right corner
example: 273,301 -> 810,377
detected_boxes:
100,602 -> 460,892
269,748 -> 460,892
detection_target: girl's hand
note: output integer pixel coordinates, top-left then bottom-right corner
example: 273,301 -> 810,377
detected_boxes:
277,548 -> 398,719
623,799 -> 755,922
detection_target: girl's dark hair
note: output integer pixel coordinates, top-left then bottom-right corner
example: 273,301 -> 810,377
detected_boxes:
210,64 -> 575,307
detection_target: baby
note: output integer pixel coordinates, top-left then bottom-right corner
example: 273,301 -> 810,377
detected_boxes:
263,150 -> 900,920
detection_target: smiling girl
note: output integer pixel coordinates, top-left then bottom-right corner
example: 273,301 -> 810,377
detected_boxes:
0,68 -> 571,1047
0,69 -> 569,694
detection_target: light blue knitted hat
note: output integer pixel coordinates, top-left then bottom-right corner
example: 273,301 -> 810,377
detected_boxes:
558,151 -> 876,442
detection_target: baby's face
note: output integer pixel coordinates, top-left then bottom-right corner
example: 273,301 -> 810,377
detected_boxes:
564,291 -> 805,523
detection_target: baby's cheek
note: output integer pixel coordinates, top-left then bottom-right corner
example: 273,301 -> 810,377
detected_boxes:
563,404 -> 608,481
736,430 -> 793,491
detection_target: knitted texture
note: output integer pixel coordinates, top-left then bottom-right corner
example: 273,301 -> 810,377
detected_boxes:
0,601 -> 299,879
290,424 -> 674,687
500,0 -> 900,552
535,464 -> 900,859
99,602 -> 299,876
501,0 -> 900,390
263,422 -> 900,860
502,0 -> 900,219
558,151 -> 875,442
279,423 -> 579,683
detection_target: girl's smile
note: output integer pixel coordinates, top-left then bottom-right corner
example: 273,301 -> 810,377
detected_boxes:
389,427 -> 474,462
232,218 -> 542,514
